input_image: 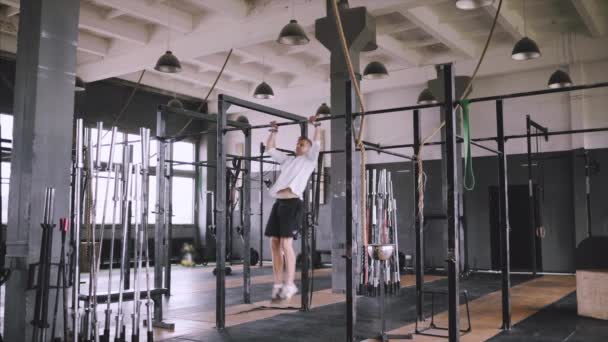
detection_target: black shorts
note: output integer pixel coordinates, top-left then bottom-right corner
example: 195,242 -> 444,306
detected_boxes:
264,198 -> 304,239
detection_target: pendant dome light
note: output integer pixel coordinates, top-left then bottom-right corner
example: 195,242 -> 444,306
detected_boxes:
254,56 -> 274,99
277,20 -> 310,45
277,1 -> 309,46
547,34 -> 573,89
512,37 -> 541,61
455,0 -> 494,10
316,102 -> 331,116
155,51 -> 182,73
417,88 -> 438,105
511,0 -> 541,60
547,69 -> 572,89
363,61 -> 389,80
155,2 -> 182,73
167,97 -> 184,109
253,81 -> 274,99
75,76 -> 86,92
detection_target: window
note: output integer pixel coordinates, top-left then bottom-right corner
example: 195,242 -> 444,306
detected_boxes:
1,114 -> 12,224
0,121 -> 197,227
172,141 -> 195,171
171,177 -> 195,224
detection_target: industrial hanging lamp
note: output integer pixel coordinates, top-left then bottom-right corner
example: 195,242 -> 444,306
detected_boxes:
155,51 -> 182,73
254,56 -> 274,99
155,2 -> 182,73
455,0 -> 494,10
512,0 -> 541,60
417,88 -> 438,105
548,33 -> 573,89
277,20 -> 310,45
167,97 -> 184,108
363,61 -> 389,80
75,76 -> 86,92
547,69 -> 572,89
316,102 -> 331,116
277,0 -> 309,46
253,81 -> 275,99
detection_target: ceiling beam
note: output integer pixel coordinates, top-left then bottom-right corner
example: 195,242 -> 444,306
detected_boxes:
92,0 -> 194,33
80,2 -> 150,45
398,6 -> 479,59
105,9 -> 124,20
376,21 -> 418,35
483,1 -> 530,41
76,0 -> 407,82
78,31 -> 109,57
190,0 -> 251,18
376,35 -> 426,66
193,54 -> 291,88
236,45 -> 327,85
150,62 -> 251,95
572,0 -> 606,37
120,70 -> 214,102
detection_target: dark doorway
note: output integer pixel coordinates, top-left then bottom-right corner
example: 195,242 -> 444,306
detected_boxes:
489,185 -> 542,271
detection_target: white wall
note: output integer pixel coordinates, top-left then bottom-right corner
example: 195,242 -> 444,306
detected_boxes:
361,58 -> 608,163
225,58 -> 608,165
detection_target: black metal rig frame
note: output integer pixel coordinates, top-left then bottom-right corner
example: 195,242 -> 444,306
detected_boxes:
155,104 -> 251,328
214,65 -> 608,342
215,94 -> 312,329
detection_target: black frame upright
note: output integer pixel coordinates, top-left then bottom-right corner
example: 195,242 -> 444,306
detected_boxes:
215,95 -> 311,329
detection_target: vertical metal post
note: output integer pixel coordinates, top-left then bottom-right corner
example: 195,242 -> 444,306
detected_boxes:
345,80 -> 356,342
525,115 -> 537,276
154,109 -> 166,321
583,151 -> 592,238
300,122 -> 310,312
441,63 -> 460,342
259,143 -> 265,267
413,109 -> 424,322
72,119 -> 84,342
243,130 -> 252,304
496,100 -> 511,330
216,97 -> 228,329
165,143 -> 173,295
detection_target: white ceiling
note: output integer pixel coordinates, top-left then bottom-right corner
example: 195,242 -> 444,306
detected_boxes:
1,0 -> 607,106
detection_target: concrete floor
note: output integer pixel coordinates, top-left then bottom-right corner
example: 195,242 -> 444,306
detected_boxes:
4,265 -> 607,341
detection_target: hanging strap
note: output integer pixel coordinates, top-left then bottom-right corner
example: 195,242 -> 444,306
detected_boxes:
461,100 -> 475,191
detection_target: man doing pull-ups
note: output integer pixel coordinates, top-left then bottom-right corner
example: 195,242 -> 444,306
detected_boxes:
265,115 -> 321,300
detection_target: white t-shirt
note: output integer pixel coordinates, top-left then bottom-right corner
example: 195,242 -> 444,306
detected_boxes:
267,141 -> 320,199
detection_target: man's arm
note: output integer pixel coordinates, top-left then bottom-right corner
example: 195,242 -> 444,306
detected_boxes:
266,121 -> 288,164
306,115 -> 322,160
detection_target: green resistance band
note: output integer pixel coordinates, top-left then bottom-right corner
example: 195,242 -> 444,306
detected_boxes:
461,99 -> 475,191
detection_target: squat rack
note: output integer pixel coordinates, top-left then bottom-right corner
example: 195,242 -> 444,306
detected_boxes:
214,63 -> 608,342
215,94 -> 313,329
155,104 -> 251,318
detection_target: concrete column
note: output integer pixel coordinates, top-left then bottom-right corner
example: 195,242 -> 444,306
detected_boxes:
4,0 -> 80,341
315,2 -> 375,294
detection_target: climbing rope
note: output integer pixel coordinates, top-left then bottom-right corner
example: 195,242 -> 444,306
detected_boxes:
330,0 -> 369,252
416,0 -> 503,223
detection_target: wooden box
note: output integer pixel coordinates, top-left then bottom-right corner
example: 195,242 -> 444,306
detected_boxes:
576,269 -> 608,320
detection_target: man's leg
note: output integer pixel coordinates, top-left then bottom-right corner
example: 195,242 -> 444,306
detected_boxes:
270,237 -> 283,286
280,237 -> 297,299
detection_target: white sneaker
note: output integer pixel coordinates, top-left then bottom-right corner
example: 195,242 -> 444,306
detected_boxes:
271,284 -> 283,300
280,283 -> 298,300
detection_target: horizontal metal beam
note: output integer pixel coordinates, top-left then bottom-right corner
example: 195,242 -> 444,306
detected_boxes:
320,147 -> 415,161
466,81 -> 608,104
378,126 -> 608,150
528,118 -> 549,141
219,94 -> 306,122
224,101 -> 444,132
456,135 -> 502,155
158,105 -> 250,129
